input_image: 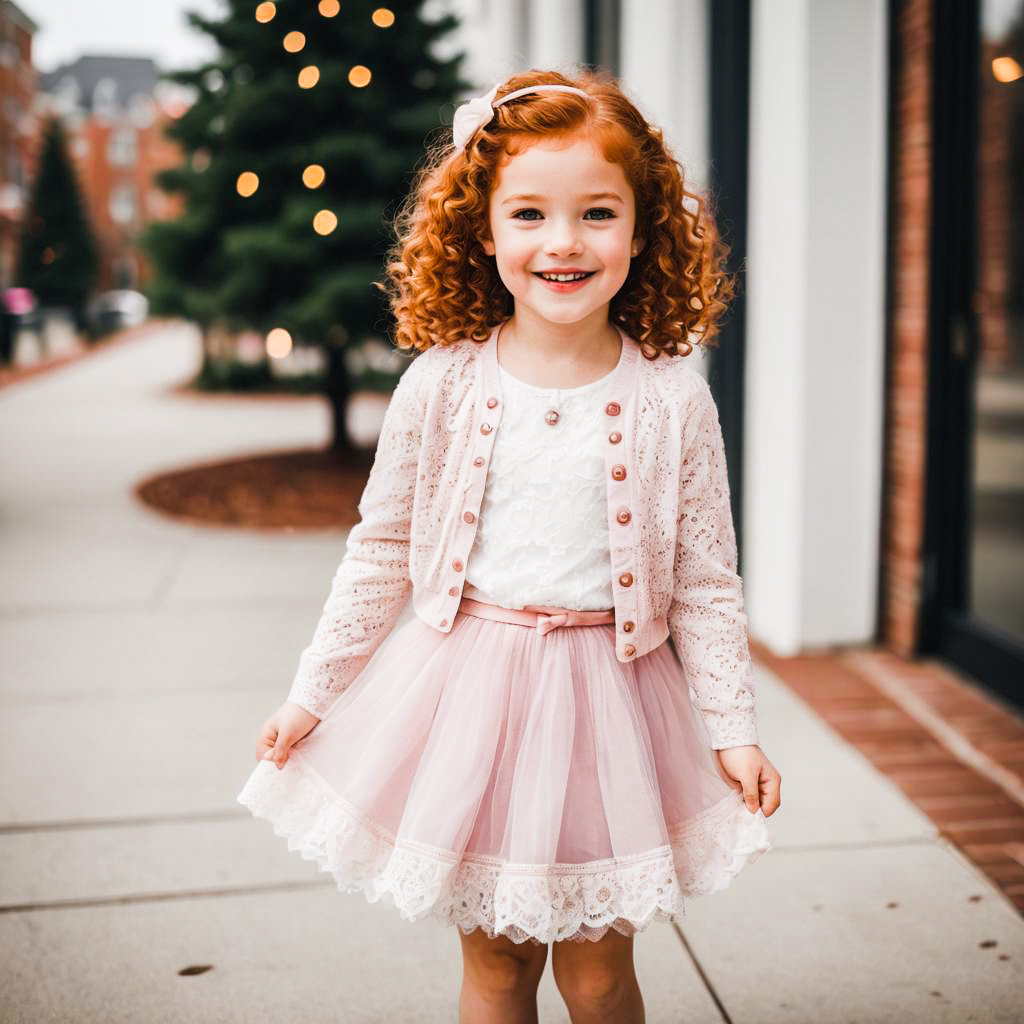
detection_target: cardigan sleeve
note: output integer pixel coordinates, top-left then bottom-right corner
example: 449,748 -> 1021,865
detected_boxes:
667,373 -> 760,750
285,354 -> 424,718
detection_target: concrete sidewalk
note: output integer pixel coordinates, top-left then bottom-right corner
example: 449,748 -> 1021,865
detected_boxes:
0,321 -> 1021,1023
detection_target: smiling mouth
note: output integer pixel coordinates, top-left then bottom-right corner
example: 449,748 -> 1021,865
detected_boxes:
534,271 -> 596,282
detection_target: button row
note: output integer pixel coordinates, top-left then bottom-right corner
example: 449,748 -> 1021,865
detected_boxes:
605,410 -> 632,656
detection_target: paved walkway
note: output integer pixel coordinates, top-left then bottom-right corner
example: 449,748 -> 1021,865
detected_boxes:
0,321 -> 1021,1023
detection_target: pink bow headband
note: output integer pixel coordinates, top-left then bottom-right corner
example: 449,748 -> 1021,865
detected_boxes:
451,83 -> 590,151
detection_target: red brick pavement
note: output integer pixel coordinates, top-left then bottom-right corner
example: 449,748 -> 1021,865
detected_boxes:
751,642 -> 1024,914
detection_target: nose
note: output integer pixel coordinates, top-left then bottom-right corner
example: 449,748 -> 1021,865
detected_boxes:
544,216 -> 582,257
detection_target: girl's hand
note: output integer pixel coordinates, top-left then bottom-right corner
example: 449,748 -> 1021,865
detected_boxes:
254,702 -> 321,770
715,745 -> 782,817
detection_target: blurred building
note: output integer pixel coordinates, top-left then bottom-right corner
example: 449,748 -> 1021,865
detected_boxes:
445,0 -> 1024,704
37,55 -> 185,292
0,0 -> 39,289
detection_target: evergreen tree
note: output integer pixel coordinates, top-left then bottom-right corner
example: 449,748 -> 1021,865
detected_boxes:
16,117 -> 99,326
142,0 -> 470,450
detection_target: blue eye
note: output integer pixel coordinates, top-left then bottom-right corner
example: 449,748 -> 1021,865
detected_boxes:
585,208 -> 615,220
510,208 -> 616,221
511,209 -> 542,220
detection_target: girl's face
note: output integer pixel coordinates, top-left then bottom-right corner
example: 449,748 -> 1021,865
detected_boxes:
482,134 -> 641,330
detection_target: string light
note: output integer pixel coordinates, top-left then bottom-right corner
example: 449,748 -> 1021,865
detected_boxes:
992,56 -> 1022,83
319,0 -> 340,15
236,171 -> 260,197
372,8 -> 395,27
313,210 -> 338,235
348,65 -> 372,87
283,31 -> 305,52
255,2 -> 276,23
302,164 -> 326,188
298,66 -> 320,88
266,328 -> 293,358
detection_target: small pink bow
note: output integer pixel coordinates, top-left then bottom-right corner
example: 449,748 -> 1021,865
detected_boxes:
536,613 -> 571,636
451,84 -> 500,151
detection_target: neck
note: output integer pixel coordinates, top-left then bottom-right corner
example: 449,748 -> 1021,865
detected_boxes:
499,308 -> 622,378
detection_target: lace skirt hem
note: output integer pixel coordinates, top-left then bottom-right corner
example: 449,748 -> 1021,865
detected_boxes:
237,751 -> 773,946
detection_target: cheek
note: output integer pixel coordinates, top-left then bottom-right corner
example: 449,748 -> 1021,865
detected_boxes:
494,234 -> 533,271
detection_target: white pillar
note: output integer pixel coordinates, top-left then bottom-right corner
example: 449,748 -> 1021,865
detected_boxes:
744,0 -> 888,652
484,0 -> 530,81
619,0 -> 708,187
526,0 -> 584,70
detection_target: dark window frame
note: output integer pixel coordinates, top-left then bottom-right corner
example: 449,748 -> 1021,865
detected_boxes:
921,0 -> 1024,704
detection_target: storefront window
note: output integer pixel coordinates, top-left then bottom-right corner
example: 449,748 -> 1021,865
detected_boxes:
971,1 -> 1024,641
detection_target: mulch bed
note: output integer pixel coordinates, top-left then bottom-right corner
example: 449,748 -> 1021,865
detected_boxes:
135,446 -> 374,530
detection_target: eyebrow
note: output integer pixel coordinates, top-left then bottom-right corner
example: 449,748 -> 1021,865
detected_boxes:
500,192 -> 625,205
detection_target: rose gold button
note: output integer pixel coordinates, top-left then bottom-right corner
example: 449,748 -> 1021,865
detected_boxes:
619,572 -> 633,587
608,431 -> 622,444
463,511 -> 475,524
605,401 -> 621,416
440,619 -> 448,627
623,621 -> 635,633
623,644 -> 636,657
611,464 -> 626,481
486,397 -> 498,408
616,508 -> 631,524
448,586 -> 459,597
452,559 -> 464,571
480,423 -> 492,434
544,409 -> 560,426
473,456 -> 484,467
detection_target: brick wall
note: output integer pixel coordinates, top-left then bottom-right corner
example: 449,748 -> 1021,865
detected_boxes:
881,0 -> 932,657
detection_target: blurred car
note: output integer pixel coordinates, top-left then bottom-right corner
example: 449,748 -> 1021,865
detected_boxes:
86,290 -> 149,335
0,287 -> 38,364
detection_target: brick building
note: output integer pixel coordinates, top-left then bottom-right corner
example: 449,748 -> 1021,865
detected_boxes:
37,55 -> 185,292
446,0 -> 1024,703
0,0 -> 39,289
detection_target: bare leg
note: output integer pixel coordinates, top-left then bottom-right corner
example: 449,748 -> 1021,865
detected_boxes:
550,927 -> 645,1023
457,927 -> 549,1023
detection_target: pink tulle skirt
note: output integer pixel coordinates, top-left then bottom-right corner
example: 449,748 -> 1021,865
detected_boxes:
236,603 -> 774,945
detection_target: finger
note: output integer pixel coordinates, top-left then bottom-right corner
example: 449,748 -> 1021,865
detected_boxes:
254,725 -> 278,761
271,731 -> 294,768
740,772 -> 761,813
761,773 -> 782,816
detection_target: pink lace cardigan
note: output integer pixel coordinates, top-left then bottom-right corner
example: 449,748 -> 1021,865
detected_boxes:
286,320 -> 760,750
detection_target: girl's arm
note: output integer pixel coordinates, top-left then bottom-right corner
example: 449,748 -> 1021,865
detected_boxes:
667,373 -> 759,751
284,355 -> 425,719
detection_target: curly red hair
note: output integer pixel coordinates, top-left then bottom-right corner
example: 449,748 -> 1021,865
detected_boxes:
379,68 -> 737,359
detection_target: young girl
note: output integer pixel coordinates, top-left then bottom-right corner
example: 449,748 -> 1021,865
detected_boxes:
238,68 -> 781,1023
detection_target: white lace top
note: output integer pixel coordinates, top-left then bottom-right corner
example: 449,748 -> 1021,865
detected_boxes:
462,362 -> 617,611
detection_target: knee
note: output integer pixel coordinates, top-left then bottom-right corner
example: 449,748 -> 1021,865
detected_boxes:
463,938 -> 547,997
553,956 -> 636,1012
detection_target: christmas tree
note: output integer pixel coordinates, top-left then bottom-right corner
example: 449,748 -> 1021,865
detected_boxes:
15,117 -> 99,329
143,0 -> 470,450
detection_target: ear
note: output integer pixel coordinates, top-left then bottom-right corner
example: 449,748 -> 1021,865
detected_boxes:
481,236 -> 496,256
630,238 -> 644,257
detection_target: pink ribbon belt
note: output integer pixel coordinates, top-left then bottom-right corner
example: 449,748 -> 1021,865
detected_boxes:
458,596 -> 615,635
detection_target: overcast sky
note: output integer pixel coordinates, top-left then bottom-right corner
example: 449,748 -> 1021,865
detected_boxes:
23,0 -> 226,73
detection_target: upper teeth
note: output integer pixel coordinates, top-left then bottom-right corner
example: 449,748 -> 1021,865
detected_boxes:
540,272 -> 590,281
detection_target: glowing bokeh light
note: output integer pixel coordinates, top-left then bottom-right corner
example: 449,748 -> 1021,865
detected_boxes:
372,8 -> 395,27
348,65 -> 372,87
236,171 -> 260,197
255,2 -> 276,24
266,327 -> 293,358
298,65 -> 320,88
302,164 -> 326,188
319,0 -> 340,15
283,31 -> 306,52
313,210 -> 338,235
992,56 -> 1023,83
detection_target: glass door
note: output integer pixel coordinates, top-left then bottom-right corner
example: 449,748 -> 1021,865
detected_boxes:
926,0 -> 1024,704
